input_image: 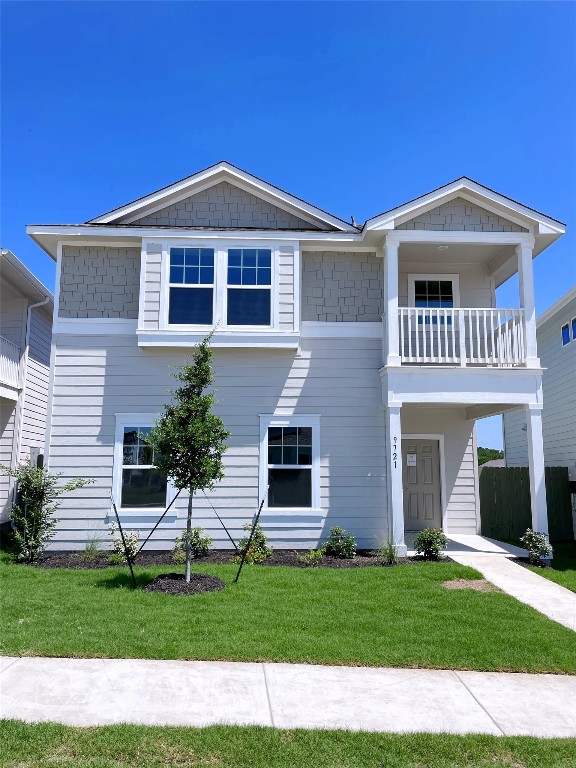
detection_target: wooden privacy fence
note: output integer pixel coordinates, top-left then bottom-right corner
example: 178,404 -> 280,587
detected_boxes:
480,466 -> 574,542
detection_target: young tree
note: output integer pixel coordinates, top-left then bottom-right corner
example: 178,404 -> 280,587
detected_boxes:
147,335 -> 230,582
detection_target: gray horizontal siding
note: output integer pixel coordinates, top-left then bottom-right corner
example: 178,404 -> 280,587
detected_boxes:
47,334 -> 388,550
19,307 -> 52,462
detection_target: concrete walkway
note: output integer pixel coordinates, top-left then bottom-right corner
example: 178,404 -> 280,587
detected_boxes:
2,656 -> 576,737
451,554 -> 576,632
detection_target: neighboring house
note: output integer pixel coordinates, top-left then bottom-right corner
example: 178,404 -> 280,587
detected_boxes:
27,162 -> 565,552
503,287 -> 576,481
0,250 -> 53,521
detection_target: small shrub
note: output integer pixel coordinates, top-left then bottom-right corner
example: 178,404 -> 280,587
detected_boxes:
296,548 -> 325,567
232,522 -> 272,564
172,526 -> 212,564
520,528 -> 552,564
324,526 -> 356,559
108,523 -> 139,564
414,528 -> 448,561
373,538 -> 398,566
82,533 -> 103,563
0,460 -> 92,563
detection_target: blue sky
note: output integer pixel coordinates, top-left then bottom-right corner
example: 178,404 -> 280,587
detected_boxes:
2,1 -> 575,447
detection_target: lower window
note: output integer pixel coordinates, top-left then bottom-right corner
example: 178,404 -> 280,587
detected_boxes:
115,420 -> 168,510
260,416 -> 320,509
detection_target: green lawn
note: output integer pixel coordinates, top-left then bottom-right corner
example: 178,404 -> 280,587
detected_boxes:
2,721 -> 576,768
2,556 -> 576,672
529,542 -> 576,593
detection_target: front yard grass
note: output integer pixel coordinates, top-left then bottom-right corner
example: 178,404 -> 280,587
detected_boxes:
2,721 -> 576,768
2,553 -> 576,672
529,541 -> 576,593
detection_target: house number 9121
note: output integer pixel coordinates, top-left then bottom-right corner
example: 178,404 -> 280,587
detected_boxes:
393,435 -> 398,469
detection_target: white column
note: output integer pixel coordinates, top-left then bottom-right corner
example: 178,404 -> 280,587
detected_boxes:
384,235 -> 401,366
386,404 -> 407,555
517,243 -> 539,367
525,404 -> 549,537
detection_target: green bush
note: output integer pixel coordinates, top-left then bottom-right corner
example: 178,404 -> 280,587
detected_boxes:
324,527 -> 356,559
172,526 -> 212,563
233,523 -> 272,564
296,548 -> 325,567
520,528 -> 552,564
414,528 -> 448,561
108,523 -> 140,565
373,538 -> 398,566
0,460 -> 92,563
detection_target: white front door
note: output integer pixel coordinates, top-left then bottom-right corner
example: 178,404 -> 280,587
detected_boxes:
402,439 -> 442,531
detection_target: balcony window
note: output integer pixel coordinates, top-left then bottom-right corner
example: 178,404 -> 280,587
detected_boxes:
168,248 -> 214,325
562,323 -> 570,346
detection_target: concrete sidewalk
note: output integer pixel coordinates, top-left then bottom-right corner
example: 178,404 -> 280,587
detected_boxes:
451,554 -> 576,632
2,656 -> 576,737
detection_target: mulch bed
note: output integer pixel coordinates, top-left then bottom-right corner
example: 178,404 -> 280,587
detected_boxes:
142,572 -> 225,596
511,557 -> 552,571
33,549 -> 452,570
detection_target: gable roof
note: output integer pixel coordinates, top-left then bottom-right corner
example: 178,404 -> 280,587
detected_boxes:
537,286 -> 576,328
87,161 -> 359,233
364,177 -> 566,234
1,249 -> 53,308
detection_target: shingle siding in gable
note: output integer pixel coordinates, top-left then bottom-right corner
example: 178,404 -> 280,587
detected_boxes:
397,197 -> 528,232
131,181 -> 322,229
301,251 -> 382,322
59,246 -> 141,318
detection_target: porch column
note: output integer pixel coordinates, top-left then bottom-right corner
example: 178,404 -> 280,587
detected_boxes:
525,404 -> 549,537
384,234 -> 401,367
517,242 -> 539,367
386,403 -> 407,555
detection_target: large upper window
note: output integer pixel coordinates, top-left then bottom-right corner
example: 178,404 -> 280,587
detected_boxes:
168,247 -> 214,325
227,248 -> 272,326
260,416 -> 320,510
120,426 -> 167,508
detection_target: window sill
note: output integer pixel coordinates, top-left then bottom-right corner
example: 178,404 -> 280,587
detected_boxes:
261,508 -> 324,516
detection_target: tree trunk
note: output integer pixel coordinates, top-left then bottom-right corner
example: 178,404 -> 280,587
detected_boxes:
185,489 -> 193,583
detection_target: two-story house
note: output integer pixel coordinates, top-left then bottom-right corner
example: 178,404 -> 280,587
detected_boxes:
1,250 -> 53,520
27,163 -> 565,552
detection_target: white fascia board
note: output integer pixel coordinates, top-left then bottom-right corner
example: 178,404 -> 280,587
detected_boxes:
26,224 -> 364,244
87,162 -> 357,232
380,366 -> 543,407
365,179 -> 566,233
137,330 -> 300,349
537,286 -> 576,328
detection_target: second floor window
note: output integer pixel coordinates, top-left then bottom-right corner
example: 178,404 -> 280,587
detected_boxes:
168,248 -> 215,325
414,280 -> 454,308
227,249 -> 272,326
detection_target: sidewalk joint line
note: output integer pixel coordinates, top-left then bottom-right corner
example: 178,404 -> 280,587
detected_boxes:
261,663 -> 276,728
0,657 -> 22,675
452,671 -> 505,736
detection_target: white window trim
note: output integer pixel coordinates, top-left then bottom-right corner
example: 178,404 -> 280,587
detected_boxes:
407,274 -> 461,308
158,239 -> 282,332
259,414 -> 321,512
113,413 -> 176,516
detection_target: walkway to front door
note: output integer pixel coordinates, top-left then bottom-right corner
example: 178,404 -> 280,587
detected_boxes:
402,438 -> 442,530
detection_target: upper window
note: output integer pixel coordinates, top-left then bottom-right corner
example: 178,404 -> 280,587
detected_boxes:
120,426 -> 167,508
260,416 -> 320,510
168,247 -> 214,325
561,323 -> 571,346
227,249 -> 272,326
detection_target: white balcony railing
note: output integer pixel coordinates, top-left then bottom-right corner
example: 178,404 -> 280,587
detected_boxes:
0,336 -> 22,389
398,308 -> 527,367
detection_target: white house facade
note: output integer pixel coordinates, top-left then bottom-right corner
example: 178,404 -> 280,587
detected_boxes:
503,287 -> 576,482
0,250 -> 53,520
27,163 -> 565,552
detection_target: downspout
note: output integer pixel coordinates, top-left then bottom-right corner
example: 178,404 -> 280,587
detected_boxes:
13,296 -> 52,470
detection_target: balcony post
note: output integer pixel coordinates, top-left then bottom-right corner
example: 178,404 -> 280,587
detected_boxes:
384,234 -> 401,366
525,404 -> 549,540
517,242 -> 539,367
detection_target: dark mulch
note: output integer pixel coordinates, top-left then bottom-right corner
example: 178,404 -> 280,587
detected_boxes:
32,549 -> 452,570
142,572 -> 226,596
511,557 -> 552,571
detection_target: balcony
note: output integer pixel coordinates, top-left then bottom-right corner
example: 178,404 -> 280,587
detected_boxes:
0,336 -> 22,395
397,307 -> 526,367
